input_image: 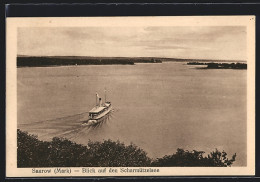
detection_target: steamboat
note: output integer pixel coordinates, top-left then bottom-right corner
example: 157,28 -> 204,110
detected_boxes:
84,91 -> 112,125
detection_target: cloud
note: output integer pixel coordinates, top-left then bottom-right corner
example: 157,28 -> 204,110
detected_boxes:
18,26 -> 246,60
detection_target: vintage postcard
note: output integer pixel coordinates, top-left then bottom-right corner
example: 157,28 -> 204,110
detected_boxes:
6,16 -> 255,177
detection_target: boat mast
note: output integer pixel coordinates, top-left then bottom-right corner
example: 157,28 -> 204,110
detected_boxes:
104,89 -> 106,103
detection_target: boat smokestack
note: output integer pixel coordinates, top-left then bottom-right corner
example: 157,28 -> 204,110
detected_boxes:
99,98 -> 102,107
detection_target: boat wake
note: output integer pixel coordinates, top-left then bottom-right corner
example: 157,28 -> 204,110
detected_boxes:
18,109 -> 115,142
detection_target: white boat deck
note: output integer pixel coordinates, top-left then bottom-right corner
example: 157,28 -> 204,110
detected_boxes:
92,107 -> 112,120
89,106 -> 106,113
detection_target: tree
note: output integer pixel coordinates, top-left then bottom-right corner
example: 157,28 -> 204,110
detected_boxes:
17,129 -> 50,167
17,130 -> 151,167
48,137 -> 89,167
151,148 -> 236,167
86,140 -> 151,167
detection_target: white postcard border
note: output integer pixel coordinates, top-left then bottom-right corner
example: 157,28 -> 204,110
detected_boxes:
6,16 -> 255,177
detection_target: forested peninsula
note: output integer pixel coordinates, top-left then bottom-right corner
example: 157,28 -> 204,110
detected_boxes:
17,56 -> 162,67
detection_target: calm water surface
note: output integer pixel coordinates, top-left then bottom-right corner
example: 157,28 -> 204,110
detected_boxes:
18,62 -> 247,166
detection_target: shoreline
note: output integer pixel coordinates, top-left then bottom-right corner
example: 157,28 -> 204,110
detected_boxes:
17,56 -> 162,67
17,56 -> 246,68
187,62 -> 247,69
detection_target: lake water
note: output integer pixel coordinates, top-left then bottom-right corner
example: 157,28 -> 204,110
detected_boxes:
18,62 -> 247,166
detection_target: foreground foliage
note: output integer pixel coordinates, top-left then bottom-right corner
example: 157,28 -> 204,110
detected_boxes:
17,129 -> 236,167
151,148 -> 236,167
17,129 -> 150,167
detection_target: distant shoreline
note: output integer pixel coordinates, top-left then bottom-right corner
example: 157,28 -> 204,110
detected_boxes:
17,56 -> 245,68
187,62 -> 247,69
17,56 -> 162,67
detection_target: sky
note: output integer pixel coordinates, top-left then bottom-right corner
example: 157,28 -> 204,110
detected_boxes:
18,26 -> 247,60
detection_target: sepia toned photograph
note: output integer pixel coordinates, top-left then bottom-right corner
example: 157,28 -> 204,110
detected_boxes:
6,16 -> 255,177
